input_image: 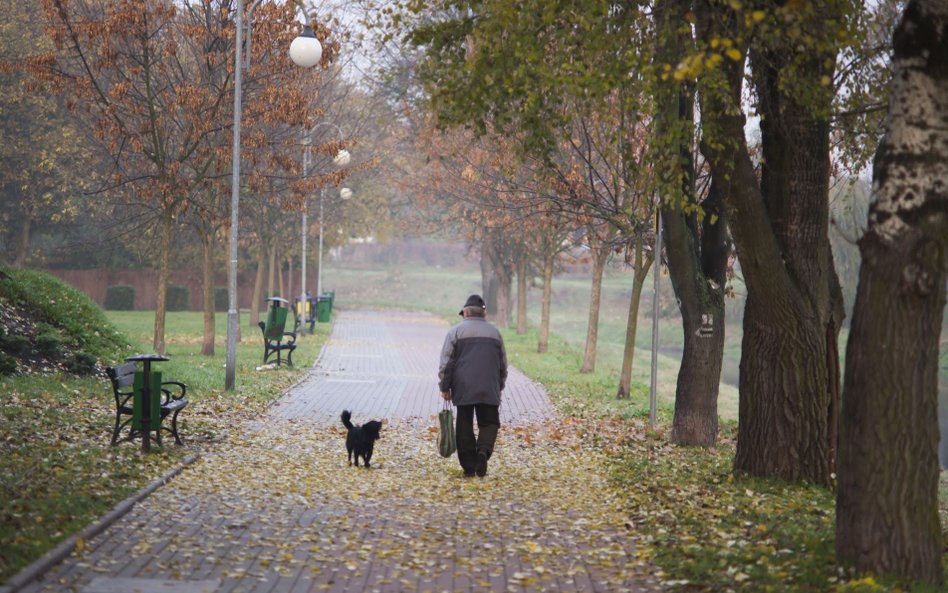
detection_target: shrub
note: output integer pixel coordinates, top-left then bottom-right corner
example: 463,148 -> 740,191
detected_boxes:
104,285 -> 135,310
66,351 -> 97,375
0,334 -> 30,356
214,286 -> 228,312
0,267 -> 128,360
0,352 -> 16,375
166,286 -> 189,311
35,333 -> 63,356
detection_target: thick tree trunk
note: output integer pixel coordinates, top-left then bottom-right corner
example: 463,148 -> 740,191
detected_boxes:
580,242 -> 609,373
200,235 -> 215,356
653,0 -> 727,446
250,245 -> 266,326
617,236 -> 652,398
153,209 -> 172,355
12,213 -> 31,268
836,0 -> 946,583
666,181 -> 729,447
538,251 -> 554,353
516,256 -> 527,334
695,0 -> 840,484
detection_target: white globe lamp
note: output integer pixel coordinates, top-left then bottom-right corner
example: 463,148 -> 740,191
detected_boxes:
333,149 -> 351,166
340,187 -> 353,200
289,25 -> 322,68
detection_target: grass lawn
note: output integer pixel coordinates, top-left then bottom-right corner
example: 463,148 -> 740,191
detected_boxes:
324,263 -> 742,419
0,310 -> 326,583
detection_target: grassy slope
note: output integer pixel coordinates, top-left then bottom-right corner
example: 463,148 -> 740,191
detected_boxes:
0,285 -> 326,583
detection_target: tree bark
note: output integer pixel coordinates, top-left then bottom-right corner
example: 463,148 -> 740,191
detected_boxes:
538,251 -> 554,353
267,245 -> 276,299
153,208 -> 172,355
665,182 -> 728,446
481,235 -> 513,328
580,241 -> 610,373
617,235 -> 652,398
516,255 -> 527,334
287,256 -> 294,306
836,0 -> 946,582
651,0 -> 728,446
250,244 -> 266,326
277,253 -> 285,300
695,0 -> 842,483
200,234 -> 215,356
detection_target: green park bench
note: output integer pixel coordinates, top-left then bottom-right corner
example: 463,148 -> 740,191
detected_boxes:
259,297 -> 297,366
106,361 -> 188,446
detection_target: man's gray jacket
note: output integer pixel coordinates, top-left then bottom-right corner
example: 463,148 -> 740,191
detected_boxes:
438,317 -> 508,406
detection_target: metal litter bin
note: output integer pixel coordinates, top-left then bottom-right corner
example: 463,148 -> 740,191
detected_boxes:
316,296 -> 332,322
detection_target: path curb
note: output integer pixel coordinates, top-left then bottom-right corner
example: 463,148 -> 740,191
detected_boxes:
0,453 -> 201,593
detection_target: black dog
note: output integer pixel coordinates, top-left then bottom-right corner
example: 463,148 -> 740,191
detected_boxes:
341,410 -> 382,468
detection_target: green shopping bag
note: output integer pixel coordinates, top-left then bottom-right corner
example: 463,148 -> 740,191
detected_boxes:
438,399 -> 457,458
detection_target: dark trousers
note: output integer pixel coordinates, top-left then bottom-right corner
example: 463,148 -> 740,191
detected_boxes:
455,404 -> 500,472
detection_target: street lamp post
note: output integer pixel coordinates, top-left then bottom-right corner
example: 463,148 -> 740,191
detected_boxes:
298,123 -> 349,312
225,0 -> 249,391
225,11 -> 322,390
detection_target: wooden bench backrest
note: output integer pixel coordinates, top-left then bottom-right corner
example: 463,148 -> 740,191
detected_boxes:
107,362 -> 137,390
264,306 -> 288,340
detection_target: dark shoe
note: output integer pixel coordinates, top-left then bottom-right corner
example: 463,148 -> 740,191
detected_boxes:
475,452 -> 488,477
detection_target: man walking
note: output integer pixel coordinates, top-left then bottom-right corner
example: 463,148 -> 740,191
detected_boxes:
439,294 -> 508,477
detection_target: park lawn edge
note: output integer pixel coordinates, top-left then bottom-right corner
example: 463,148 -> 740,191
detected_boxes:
0,310 -> 327,584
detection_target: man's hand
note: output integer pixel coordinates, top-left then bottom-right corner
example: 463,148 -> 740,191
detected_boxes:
441,391 -> 451,401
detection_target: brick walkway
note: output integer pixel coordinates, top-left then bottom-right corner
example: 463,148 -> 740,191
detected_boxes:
270,310 -> 555,424
17,310 -> 657,593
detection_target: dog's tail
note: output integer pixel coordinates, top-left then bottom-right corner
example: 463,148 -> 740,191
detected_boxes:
341,410 -> 353,430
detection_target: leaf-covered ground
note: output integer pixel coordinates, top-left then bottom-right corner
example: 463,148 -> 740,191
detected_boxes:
28,416 -> 660,593
606,423 -> 948,593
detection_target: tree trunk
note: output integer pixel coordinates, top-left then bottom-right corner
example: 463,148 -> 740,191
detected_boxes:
200,235 -> 215,356
277,253 -> 285,300
482,236 -> 513,328
267,245 -> 276,299
250,245 -> 266,326
481,250 -> 498,313
538,251 -> 554,353
516,256 -> 527,335
580,242 -> 609,373
666,181 -> 729,447
652,0 -> 728,446
836,0 -> 946,583
153,209 -> 172,355
12,213 -> 31,268
695,0 -> 841,484
617,236 -> 652,398
287,256 -> 294,305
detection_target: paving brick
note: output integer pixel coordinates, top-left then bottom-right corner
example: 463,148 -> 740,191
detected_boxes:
15,309 -> 658,593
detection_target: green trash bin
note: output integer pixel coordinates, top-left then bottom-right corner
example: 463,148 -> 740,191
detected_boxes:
316,296 -> 332,322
